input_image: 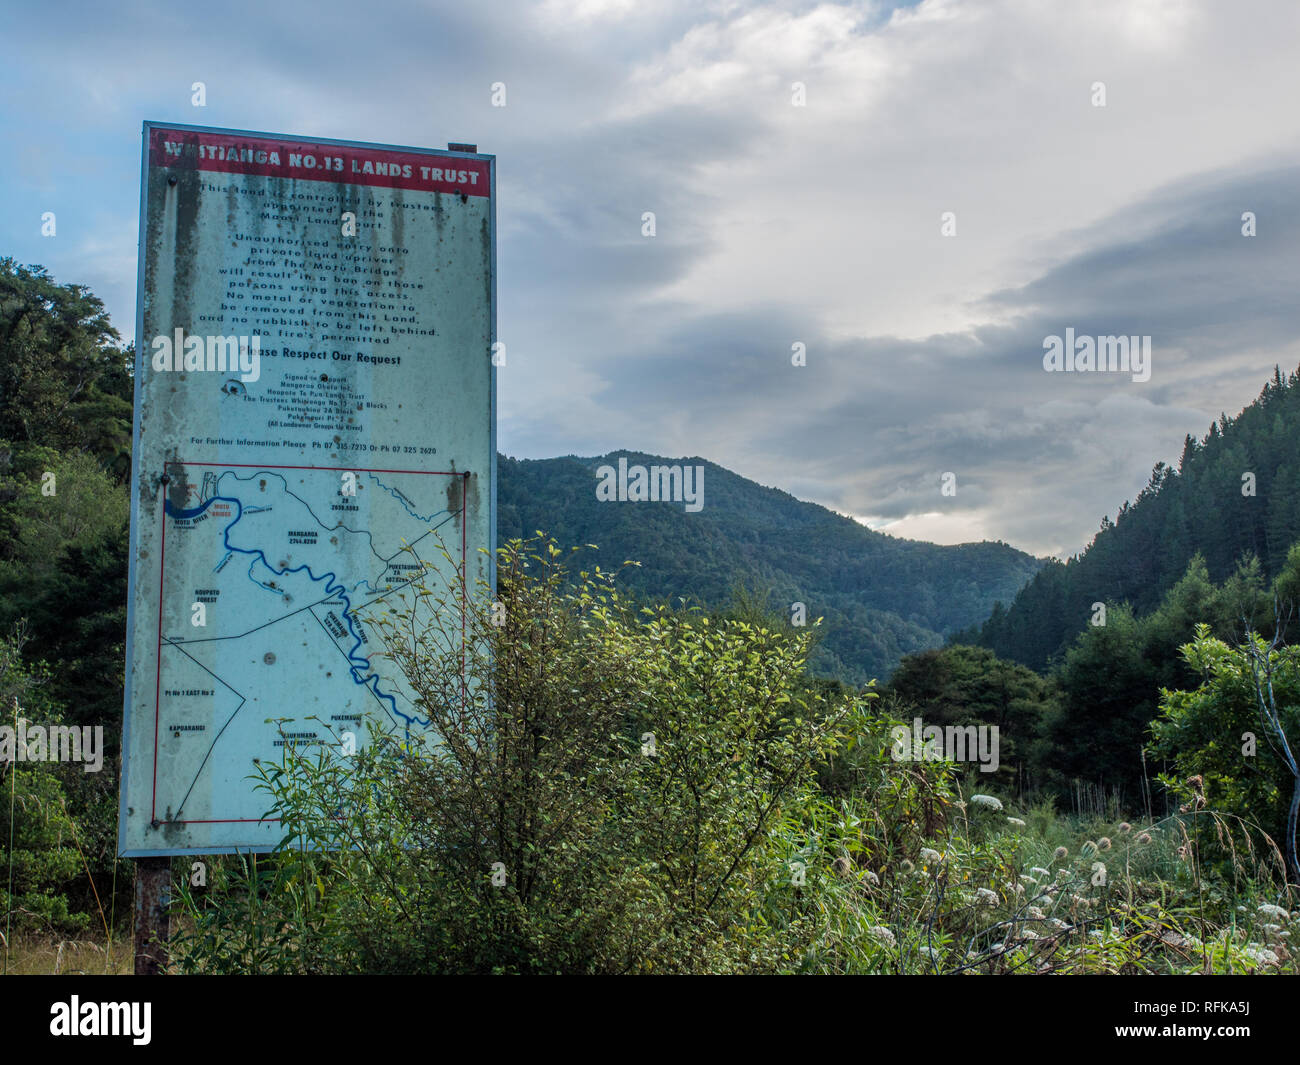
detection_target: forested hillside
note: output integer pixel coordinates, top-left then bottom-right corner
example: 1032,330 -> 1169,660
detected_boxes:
499,452 -> 1042,682
968,367 -> 1300,669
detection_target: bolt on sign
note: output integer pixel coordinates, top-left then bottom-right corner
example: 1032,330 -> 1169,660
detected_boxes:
119,123 -> 496,856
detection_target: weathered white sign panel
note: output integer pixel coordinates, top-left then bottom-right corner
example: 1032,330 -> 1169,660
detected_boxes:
119,123 -> 495,856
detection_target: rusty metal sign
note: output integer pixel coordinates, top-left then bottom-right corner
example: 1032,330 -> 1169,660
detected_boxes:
118,123 -> 495,856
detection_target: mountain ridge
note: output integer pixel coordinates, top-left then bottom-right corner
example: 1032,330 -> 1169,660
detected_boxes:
497,449 -> 1043,683
968,364 -> 1300,670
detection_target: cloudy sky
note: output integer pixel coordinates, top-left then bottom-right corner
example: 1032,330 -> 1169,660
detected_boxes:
3,0 -> 1298,557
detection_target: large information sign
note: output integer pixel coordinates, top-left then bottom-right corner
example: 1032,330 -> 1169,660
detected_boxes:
119,123 -> 495,856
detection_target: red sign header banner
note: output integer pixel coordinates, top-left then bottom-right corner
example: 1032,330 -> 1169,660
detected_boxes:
148,127 -> 490,196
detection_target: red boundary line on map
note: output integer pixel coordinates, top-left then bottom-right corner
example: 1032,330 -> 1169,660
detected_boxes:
152,462 -> 471,825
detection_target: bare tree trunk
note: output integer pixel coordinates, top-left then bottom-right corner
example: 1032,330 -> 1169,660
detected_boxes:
1288,773 -> 1300,883
1246,603 -> 1300,883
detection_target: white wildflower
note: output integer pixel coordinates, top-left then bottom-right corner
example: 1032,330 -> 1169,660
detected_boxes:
1007,817 -> 1026,828
970,794 -> 1003,811
868,925 -> 896,949
976,888 -> 999,906
1243,945 -> 1279,968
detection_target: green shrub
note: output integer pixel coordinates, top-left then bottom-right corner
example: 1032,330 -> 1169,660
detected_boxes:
173,537 -> 862,974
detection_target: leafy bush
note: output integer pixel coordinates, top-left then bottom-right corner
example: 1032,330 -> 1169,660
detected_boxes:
0,631 -> 93,935
173,537 -> 862,974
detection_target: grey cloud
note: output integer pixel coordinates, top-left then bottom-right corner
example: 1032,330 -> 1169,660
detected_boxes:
551,160 -> 1300,555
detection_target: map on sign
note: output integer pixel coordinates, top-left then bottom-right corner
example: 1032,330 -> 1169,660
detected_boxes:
119,124 -> 494,856
154,462 -> 466,827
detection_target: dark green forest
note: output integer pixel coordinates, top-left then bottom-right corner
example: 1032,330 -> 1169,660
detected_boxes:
966,366 -> 1300,670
